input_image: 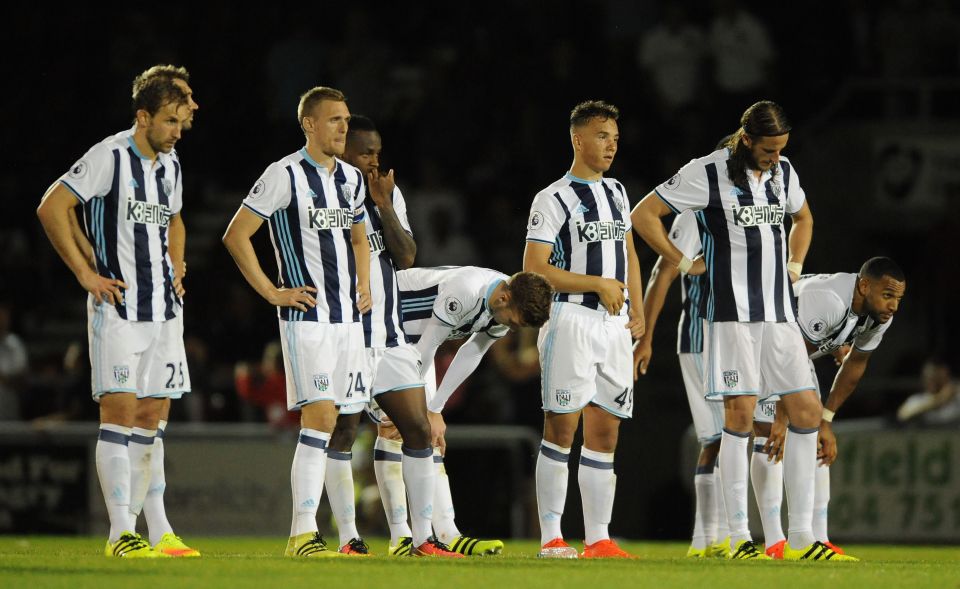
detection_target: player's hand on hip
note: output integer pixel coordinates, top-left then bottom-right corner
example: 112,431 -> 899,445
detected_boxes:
173,273 -> 186,298
80,271 -> 127,306
269,286 -> 318,312
595,277 -> 626,315
367,168 -> 396,209
764,419 -> 787,463
633,337 -> 652,378
688,255 -> 707,276
356,285 -> 372,314
818,422 -> 838,466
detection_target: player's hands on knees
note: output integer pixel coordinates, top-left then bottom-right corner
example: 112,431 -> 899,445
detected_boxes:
626,305 -> 645,340
367,168 -> 396,209
688,255 -> 707,276
595,278 -> 626,315
818,422 -> 838,466
269,286 -> 318,312
356,284 -> 372,314
830,344 -> 851,367
80,270 -> 127,306
633,337 -> 652,379
764,419 -> 787,463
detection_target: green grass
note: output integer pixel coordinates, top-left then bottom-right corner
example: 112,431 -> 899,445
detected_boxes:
2,537 -> 958,589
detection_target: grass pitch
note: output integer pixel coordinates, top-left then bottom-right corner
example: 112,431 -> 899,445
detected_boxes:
2,537 -> 958,589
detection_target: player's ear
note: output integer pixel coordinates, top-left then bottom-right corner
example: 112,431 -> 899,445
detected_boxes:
135,109 -> 150,128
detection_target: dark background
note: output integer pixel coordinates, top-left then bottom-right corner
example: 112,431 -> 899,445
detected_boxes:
2,1 -> 959,538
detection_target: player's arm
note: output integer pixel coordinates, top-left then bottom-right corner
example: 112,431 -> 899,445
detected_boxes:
633,254 -> 681,376
351,221 -> 372,313
37,183 -> 126,305
818,348 -> 871,466
414,315 -> 453,385
67,205 -> 95,270
787,200 -> 813,282
523,241 -> 626,315
368,169 -> 416,269
222,207 -> 317,311
632,193 -> 705,275
625,231 -> 645,341
429,331 -> 498,413
168,213 -> 186,298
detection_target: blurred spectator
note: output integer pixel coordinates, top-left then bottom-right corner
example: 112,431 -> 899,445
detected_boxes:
707,0 -> 776,119
638,5 -> 705,116
897,358 -> 960,425
0,302 -> 27,421
234,340 -> 297,429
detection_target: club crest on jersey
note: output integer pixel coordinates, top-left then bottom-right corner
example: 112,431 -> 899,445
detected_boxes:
161,178 -> 174,197
126,199 -> 172,227
722,370 -> 739,389
731,204 -> 784,227
575,219 -> 627,243
68,159 -> 88,179
113,365 -> 130,385
611,195 -> 625,212
759,401 -> 776,418
771,180 -> 782,198
313,373 -> 330,392
307,207 -> 352,230
555,389 -> 572,407
528,211 -> 544,230
665,173 -> 681,190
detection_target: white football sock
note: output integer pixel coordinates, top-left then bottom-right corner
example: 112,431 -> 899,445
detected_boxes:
719,428 -> 752,546
536,440 -> 570,545
432,451 -> 460,544
96,424 -> 133,542
813,463 -> 831,543
127,427 -> 156,520
714,462 -> 730,541
325,449 -> 359,546
692,463 -> 718,549
402,445 -> 436,547
143,421 -> 174,545
751,436 -> 785,548
374,437 -> 412,544
579,447 -> 616,546
290,429 -> 329,537
783,425 -> 818,548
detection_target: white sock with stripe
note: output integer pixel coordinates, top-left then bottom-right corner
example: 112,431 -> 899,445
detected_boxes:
751,436 -> 785,548
719,428 -> 752,546
373,437 -> 412,544
402,445 -> 436,547
324,449 -> 359,547
536,440 -> 570,545
127,427 -> 156,521
431,451 -> 461,544
96,424 -> 134,543
579,447 -> 616,546
714,462 -> 730,541
290,429 -> 329,537
143,421 -> 174,545
783,425 -> 818,548
692,463 -> 718,550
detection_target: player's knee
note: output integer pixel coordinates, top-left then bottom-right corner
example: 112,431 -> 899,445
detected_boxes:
399,418 -> 431,449
329,421 -> 358,452
753,421 -> 772,437
700,440 -> 721,465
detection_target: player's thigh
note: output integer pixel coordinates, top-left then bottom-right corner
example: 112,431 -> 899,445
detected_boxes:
594,315 -> 634,419
87,300 -> 150,400
703,321 -> 762,401
758,322 -> 816,400
582,403 -> 621,452
140,314 -> 191,401
99,391 -> 139,426
538,303 -> 603,414
280,320 -> 369,411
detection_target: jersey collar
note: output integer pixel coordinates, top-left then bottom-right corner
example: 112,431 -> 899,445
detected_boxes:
483,279 -> 504,311
565,172 -> 601,185
300,147 -> 338,174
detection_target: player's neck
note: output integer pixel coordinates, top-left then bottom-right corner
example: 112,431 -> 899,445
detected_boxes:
851,285 -> 865,316
304,143 -> 336,171
131,130 -> 158,162
569,160 -> 603,182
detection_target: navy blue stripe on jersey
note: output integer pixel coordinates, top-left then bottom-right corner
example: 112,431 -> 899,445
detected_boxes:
700,164 -> 736,322
568,181 -> 603,310
364,198 -> 401,347
603,182 -> 626,284
763,175 -> 787,322
334,165 -> 360,322
273,166 -> 316,322
104,150 -> 126,318
730,173 -> 765,321
153,163 -> 176,320
456,305 -> 486,334
127,147 -> 154,321
550,192 -> 573,304
400,286 -> 439,323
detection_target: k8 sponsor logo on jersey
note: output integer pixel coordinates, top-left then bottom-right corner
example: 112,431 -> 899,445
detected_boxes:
730,204 -> 784,227
125,199 -> 172,227
307,207 -> 352,230
574,219 -> 627,243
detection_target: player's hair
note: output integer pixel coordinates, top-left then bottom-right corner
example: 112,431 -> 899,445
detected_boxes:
297,86 -> 346,131
507,272 -> 554,327
347,114 -> 377,136
723,101 -> 791,187
860,257 -> 905,283
132,65 -> 190,98
132,75 -> 188,117
570,100 -> 620,129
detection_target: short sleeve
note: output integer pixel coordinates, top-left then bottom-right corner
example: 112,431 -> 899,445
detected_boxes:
169,156 -> 184,215
654,158 -> 710,213
242,162 -> 290,219
525,190 -> 567,244
352,168 -> 366,224
783,160 -> 806,214
612,181 -> 632,230
854,320 -> 891,353
58,142 -> 115,203
668,210 -> 702,259
392,186 -> 413,235
796,289 -> 847,344
433,276 -> 477,327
